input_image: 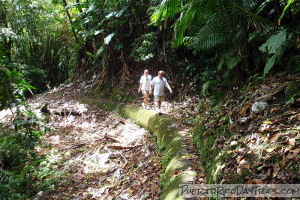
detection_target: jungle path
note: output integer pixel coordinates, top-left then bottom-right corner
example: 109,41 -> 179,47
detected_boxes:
25,82 -> 205,200
25,84 -> 161,200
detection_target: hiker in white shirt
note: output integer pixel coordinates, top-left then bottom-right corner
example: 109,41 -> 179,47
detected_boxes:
150,71 -> 172,113
138,69 -> 152,109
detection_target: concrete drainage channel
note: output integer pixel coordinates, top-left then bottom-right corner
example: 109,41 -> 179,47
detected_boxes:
81,98 -> 200,200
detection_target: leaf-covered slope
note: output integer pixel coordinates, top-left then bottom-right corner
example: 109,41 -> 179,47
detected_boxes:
193,74 -> 300,184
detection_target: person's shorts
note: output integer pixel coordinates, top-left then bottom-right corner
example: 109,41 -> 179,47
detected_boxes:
154,95 -> 165,102
141,90 -> 149,95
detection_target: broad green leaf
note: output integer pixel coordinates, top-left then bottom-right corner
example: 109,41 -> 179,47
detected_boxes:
105,12 -> 117,19
259,29 -> 287,54
264,48 -> 284,75
260,29 -> 287,75
264,56 -> 276,75
96,46 -> 104,56
104,33 -> 115,45
115,6 -> 128,18
94,30 -> 104,36
87,2 -> 95,12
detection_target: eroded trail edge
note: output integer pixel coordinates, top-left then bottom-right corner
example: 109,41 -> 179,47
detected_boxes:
26,90 -> 162,199
81,97 -> 206,200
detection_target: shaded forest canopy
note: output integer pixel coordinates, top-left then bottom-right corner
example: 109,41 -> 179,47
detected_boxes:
0,0 -> 299,99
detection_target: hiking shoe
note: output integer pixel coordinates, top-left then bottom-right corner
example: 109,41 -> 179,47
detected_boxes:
156,109 -> 162,114
142,103 -> 146,109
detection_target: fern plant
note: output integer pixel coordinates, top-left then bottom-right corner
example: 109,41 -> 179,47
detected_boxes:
150,0 -> 271,86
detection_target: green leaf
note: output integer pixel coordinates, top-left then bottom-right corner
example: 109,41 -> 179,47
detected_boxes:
264,55 -> 276,75
259,29 -> 287,54
264,48 -> 284,75
105,12 -> 117,19
104,33 -> 115,45
260,29 -> 287,75
96,46 -> 104,56
86,51 -> 97,58
115,6 -> 128,18
94,30 -> 104,36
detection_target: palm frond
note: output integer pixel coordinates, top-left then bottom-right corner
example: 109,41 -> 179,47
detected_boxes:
174,0 -> 228,47
231,2 -> 271,31
217,50 -> 236,71
233,0 -> 262,10
150,0 -> 181,25
192,25 -> 229,50
226,55 -> 246,70
173,1 -> 201,46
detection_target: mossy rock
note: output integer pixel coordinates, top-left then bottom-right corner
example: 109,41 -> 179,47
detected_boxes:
285,81 -> 300,100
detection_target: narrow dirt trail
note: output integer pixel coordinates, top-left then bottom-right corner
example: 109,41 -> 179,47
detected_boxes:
23,84 -> 162,200
0,81 -> 206,199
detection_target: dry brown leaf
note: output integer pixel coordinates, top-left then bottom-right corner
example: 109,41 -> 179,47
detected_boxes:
239,104 -> 251,117
168,170 -> 182,177
273,164 -> 280,177
293,148 -> 300,155
281,154 -> 288,168
286,149 -> 300,159
105,135 -> 121,143
246,179 -> 264,184
239,164 -> 251,173
72,172 -> 85,183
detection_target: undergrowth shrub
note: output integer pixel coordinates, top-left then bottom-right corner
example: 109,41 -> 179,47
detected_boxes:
0,66 -> 49,199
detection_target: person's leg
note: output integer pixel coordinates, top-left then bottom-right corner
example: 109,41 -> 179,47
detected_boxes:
154,96 -> 160,112
158,96 -> 165,113
144,93 -> 149,106
158,96 -> 165,109
142,91 -> 148,108
157,100 -> 161,109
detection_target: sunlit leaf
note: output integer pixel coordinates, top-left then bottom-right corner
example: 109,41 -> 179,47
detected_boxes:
104,33 -> 115,45
116,6 -> 128,18
96,46 -> 104,56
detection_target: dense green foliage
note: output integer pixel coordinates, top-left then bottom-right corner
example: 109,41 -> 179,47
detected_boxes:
152,0 -> 300,91
1,0 -> 299,96
0,0 -> 76,92
0,66 -> 48,199
0,0 -> 299,198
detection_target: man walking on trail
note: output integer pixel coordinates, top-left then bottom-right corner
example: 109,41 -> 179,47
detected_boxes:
150,71 -> 172,114
138,69 -> 152,109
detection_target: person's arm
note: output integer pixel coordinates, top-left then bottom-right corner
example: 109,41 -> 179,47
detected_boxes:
149,78 -> 154,95
138,83 -> 142,93
138,77 -> 143,93
164,79 -> 173,94
149,85 -> 153,95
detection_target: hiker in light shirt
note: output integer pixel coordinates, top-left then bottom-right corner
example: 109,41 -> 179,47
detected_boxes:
150,71 -> 172,114
138,69 -> 152,109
